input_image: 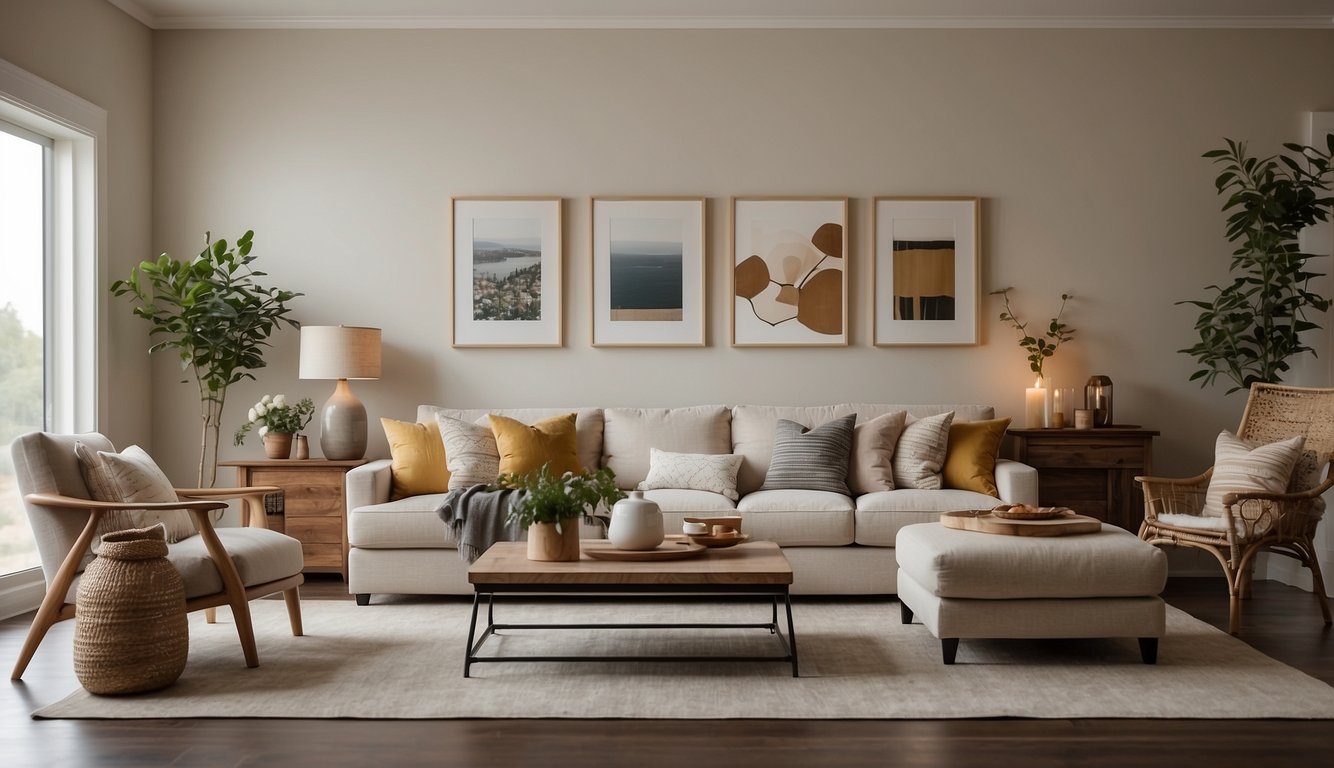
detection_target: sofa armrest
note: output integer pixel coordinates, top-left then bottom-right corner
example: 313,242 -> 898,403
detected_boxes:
994,459 -> 1038,506
347,459 -> 393,511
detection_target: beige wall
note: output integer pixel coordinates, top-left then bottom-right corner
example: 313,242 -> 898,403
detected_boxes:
144,28 -> 1334,487
0,0 -> 154,449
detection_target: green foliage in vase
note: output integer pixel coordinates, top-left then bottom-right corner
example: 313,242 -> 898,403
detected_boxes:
1178,136 -> 1334,393
991,288 -> 1075,379
494,464 -> 626,533
111,231 -> 303,486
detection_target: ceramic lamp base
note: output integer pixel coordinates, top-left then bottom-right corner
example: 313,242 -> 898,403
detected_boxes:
319,379 -> 367,460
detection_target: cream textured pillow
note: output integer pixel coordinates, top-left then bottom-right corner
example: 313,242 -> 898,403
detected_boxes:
436,414 -> 501,490
892,411 -> 955,491
638,448 -> 744,501
849,411 -> 907,494
1202,431 -> 1306,518
74,443 -> 196,543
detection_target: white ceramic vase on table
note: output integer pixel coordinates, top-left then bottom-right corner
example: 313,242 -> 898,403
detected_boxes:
607,491 -> 664,551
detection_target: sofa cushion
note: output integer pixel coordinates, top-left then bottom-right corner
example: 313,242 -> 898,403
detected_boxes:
436,415 -> 501,490
854,489 -> 1001,545
349,493 -> 458,549
602,405 -> 731,488
638,448 -> 743,500
893,412 -> 954,490
489,412 -> 583,477
640,488 -> 738,514
736,489 -> 854,546
381,418 -> 450,500
419,406 -> 605,478
731,405 -> 857,496
942,417 -> 1011,496
761,415 -> 856,495
850,410 -> 907,494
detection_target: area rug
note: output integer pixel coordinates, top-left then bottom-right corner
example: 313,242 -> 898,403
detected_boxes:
35,597 -> 1334,720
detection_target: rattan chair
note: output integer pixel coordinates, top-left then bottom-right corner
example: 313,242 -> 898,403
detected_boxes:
1136,383 -> 1334,635
9,431 -> 306,679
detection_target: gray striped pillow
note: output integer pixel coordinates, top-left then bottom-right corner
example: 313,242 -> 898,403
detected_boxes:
760,414 -> 856,495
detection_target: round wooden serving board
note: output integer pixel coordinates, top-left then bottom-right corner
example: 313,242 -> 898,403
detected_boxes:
940,510 -> 1103,537
582,540 -> 708,561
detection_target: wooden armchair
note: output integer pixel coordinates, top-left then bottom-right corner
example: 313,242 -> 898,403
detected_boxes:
10,431 -> 305,680
1136,383 -> 1334,634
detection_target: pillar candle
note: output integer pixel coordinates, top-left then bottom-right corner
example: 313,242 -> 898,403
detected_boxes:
1025,381 -> 1046,428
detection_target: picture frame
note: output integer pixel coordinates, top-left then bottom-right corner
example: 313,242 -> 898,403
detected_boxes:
730,197 -> 848,347
590,197 -> 706,347
451,196 -> 563,348
871,196 -> 981,346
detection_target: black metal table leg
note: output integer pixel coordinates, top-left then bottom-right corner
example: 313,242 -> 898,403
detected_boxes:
464,592 -> 483,678
784,592 -> 799,677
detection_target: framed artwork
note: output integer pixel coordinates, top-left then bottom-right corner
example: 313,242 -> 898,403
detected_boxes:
730,197 -> 848,347
451,197 -> 562,347
871,197 -> 980,346
590,197 -> 706,347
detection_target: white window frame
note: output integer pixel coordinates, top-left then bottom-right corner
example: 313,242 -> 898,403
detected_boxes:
0,58 -> 107,619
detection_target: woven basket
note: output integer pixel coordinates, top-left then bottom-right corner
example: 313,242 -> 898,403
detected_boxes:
74,523 -> 188,695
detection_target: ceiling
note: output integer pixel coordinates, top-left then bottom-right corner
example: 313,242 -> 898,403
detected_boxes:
105,0 -> 1334,30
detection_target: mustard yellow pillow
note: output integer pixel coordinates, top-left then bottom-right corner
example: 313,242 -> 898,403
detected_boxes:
381,418 -> 450,500
942,417 -> 1011,496
489,412 -> 583,478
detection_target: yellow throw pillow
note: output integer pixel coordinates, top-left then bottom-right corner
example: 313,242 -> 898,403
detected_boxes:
489,412 -> 584,478
943,417 -> 1011,496
381,418 -> 450,500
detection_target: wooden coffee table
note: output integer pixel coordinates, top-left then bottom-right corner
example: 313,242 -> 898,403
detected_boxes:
464,540 -> 798,677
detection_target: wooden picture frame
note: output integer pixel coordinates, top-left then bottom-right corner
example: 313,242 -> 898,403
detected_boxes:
590,197 -> 706,347
871,196 -> 981,346
730,197 -> 848,347
451,196 -> 563,348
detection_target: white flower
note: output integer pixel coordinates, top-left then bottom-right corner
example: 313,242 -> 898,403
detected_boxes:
260,394 -> 272,404
273,394 -> 287,407
258,425 -> 268,437
248,407 -> 258,422
254,403 -> 268,417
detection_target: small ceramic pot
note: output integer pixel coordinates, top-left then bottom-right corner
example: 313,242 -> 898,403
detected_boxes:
608,491 -> 664,551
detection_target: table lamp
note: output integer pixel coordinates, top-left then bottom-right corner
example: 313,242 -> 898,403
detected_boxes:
299,325 -> 381,460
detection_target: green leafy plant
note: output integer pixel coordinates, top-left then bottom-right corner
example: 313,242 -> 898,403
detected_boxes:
494,464 -> 626,533
991,288 -> 1075,379
111,231 -> 303,486
1179,136 -> 1334,393
233,394 -> 315,445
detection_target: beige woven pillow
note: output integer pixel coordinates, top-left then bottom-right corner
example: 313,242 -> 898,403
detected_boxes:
74,443 -> 196,544
1202,431 -> 1305,518
892,411 -> 954,490
436,414 -> 501,490
849,411 -> 907,494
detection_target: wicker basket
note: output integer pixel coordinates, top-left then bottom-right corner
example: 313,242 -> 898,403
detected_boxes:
74,524 -> 188,695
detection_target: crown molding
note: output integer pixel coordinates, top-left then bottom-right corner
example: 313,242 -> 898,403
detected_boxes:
106,0 -> 156,28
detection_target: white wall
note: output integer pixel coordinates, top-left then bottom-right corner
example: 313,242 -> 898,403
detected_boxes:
151,28 -> 1334,487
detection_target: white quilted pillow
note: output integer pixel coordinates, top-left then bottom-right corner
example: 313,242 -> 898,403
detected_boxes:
1202,431 -> 1305,518
637,448 -> 744,501
436,414 -> 501,490
75,443 -> 197,543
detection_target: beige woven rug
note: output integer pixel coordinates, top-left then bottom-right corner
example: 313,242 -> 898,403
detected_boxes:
35,597 -> 1334,720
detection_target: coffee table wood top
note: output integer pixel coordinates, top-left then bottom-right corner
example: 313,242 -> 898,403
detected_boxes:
468,540 -> 793,586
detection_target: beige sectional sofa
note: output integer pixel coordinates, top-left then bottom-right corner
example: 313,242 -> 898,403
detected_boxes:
345,403 -> 1039,602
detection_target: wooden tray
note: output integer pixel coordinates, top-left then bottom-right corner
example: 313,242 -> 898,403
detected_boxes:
940,510 -> 1102,537
583,540 -> 708,561
669,532 -> 751,549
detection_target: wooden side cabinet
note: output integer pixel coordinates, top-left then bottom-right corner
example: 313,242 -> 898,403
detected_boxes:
220,459 -> 368,579
1004,427 -> 1159,532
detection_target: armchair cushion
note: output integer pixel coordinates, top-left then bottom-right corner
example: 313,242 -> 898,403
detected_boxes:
74,443 -> 196,543
1202,431 -> 1305,518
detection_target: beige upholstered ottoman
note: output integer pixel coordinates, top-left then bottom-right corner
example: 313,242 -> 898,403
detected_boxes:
896,522 -> 1169,664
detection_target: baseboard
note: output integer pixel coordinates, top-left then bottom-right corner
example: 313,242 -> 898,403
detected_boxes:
0,568 -> 44,621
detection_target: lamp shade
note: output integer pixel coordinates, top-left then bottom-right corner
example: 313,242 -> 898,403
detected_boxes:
299,326 -> 381,381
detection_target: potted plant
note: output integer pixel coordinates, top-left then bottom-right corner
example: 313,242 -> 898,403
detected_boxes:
233,394 -> 315,459
111,231 -> 302,485
495,465 -> 625,561
1179,136 -> 1334,393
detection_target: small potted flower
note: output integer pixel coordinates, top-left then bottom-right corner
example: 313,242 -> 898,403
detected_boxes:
234,394 -> 315,459
495,464 -> 625,561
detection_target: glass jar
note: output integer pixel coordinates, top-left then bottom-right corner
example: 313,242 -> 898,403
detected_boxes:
1085,376 -> 1114,427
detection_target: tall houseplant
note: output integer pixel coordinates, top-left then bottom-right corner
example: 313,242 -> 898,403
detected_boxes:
112,231 -> 302,486
1179,136 -> 1334,393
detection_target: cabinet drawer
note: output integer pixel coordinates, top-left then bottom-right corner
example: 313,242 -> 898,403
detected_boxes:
1025,442 -> 1147,469
285,516 -> 343,544
300,542 -> 344,569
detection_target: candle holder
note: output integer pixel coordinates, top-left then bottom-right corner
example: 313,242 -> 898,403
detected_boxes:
1085,375 -> 1114,427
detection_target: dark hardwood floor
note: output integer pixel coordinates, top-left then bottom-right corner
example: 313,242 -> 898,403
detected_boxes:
4,575 -> 1333,768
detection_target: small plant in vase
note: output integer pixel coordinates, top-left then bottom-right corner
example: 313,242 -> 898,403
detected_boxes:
992,288 -> 1075,427
494,464 -> 626,561
234,394 -> 314,459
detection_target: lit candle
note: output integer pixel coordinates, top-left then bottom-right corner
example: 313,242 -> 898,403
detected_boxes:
1025,378 -> 1046,428
1051,388 -> 1066,427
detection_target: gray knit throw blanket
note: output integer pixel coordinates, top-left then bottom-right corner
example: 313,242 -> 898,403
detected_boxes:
435,484 -> 527,563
